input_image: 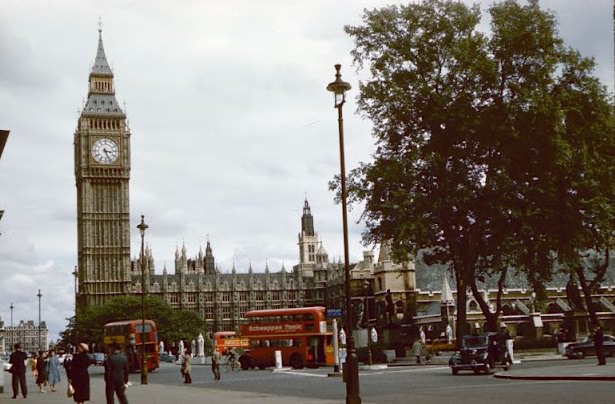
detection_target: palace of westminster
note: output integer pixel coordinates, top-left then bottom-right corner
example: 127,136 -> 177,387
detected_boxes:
3,28 -> 615,353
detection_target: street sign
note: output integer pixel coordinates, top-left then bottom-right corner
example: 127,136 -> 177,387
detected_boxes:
327,308 -> 342,318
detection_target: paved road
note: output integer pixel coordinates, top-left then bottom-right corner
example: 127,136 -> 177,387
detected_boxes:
2,356 -> 614,403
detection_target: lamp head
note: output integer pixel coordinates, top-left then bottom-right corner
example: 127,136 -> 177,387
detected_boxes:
326,64 -> 351,108
137,214 -> 149,236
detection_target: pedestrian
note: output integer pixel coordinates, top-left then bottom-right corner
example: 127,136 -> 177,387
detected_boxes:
36,350 -> 48,392
594,324 -> 606,366
412,339 -> 423,364
104,343 -> 130,404
30,353 -> 38,379
63,353 -> 73,378
419,327 -> 426,344
68,342 -> 91,404
211,349 -> 221,381
8,342 -> 27,399
47,350 -> 62,392
181,348 -> 192,384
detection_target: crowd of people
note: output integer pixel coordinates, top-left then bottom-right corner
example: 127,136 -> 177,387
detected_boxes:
6,341 -> 121,403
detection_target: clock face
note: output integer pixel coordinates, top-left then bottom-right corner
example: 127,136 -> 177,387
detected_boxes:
91,138 -> 119,164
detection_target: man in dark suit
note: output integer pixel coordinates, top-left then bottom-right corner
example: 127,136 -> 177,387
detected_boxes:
104,343 -> 130,404
594,324 -> 606,366
9,343 -> 27,399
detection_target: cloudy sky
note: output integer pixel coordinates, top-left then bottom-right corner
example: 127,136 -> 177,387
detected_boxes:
0,0 -> 612,342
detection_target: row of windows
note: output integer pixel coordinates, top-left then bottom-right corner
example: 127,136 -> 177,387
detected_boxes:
148,292 -> 296,302
86,118 -> 122,130
91,80 -> 113,93
250,338 -> 303,348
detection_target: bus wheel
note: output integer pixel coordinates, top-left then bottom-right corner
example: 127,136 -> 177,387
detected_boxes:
239,356 -> 251,370
289,353 -> 304,369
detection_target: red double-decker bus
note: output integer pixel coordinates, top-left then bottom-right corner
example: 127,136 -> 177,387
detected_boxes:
103,319 -> 159,372
239,306 -> 334,370
213,331 -> 249,354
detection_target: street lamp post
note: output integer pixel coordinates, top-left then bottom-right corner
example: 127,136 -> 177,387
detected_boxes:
10,303 -> 14,349
137,215 -> 149,385
327,64 -> 361,404
37,289 -> 42,351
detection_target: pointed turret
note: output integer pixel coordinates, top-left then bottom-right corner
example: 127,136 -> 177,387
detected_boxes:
83,27 -> 123,117
378,242 -> 392,263
204,240 -> 215,273
441,274 -> 454,304
92,28 -> 113,76
301,198 -> 315,236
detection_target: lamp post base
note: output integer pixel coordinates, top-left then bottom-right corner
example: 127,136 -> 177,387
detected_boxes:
141,362 -> 148,385
344,349 -> 361,404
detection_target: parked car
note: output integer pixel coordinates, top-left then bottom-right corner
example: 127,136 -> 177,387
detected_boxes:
565,335 -> 615,359
159,353 -> 175,363
449,332 -> 512,375
88,353 -> 105,366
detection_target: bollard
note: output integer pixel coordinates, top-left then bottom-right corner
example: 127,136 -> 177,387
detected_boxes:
274,350 -> 282,369
0,359 -> 4,393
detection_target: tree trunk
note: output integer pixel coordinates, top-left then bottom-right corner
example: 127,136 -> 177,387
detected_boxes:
469,281 -> 498,332
575,267 -> 598,327
454,267 -> 467,349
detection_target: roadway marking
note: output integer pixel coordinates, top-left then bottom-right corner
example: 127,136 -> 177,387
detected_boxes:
284,371 -> 328,377
282,366 -> 451,378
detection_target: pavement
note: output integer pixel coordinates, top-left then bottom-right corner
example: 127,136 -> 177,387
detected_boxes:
1,352 -> 614,403
0,372 -> 341,404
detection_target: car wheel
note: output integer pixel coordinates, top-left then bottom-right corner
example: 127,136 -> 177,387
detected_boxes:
578,351 -> 585,359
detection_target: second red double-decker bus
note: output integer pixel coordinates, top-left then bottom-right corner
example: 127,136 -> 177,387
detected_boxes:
213,331 -> 249,354
239,306 -> 334,370
103,319 -> 159,372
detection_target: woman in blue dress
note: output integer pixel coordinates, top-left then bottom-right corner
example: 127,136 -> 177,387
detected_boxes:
46,350 -> 62,392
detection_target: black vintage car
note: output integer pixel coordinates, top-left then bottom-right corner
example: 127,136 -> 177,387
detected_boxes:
449,332 -> 512,375
565,335 -> 615,359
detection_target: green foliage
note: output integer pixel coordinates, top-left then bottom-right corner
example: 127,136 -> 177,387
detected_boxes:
343,0 -> 614,335
65,295 -> 208,349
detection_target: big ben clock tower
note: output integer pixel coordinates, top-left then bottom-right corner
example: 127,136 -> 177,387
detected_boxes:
74,28 -> 131,313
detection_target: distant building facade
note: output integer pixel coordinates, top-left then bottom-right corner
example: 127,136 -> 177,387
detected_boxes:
0,319 -> 48,354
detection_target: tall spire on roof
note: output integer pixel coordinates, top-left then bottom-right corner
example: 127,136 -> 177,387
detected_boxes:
92,19 -> 113,77
301,198 -> 315,236
441,274 -> 454,304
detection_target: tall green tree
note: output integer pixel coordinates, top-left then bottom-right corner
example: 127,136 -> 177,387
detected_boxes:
343,0 -> 614,340
63,296 -> 207,350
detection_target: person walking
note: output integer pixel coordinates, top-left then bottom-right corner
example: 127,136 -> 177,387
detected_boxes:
68,342 -> 91,404
211,349 -> 221,381
30,353 -> 38,380
594,324 -> 606,366
9,342 -> 27,399
46,350 -> 62,392
36,350 -> 48,392
412,339 -> 423,364
104,343 -> 130,404
181,348 -> 192,384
